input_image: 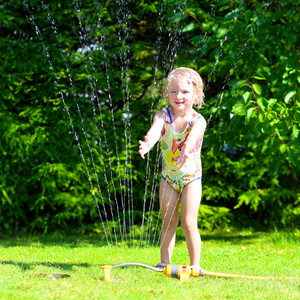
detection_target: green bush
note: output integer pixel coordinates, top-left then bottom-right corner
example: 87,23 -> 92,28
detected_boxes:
0,0 -> 299,234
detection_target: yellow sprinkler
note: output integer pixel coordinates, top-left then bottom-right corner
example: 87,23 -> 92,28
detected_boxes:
100,263 -> 300,283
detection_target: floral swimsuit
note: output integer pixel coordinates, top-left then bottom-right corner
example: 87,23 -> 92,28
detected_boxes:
160,107 -> 203,193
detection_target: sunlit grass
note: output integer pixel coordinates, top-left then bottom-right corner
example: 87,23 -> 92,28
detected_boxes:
0,230 -> 299,299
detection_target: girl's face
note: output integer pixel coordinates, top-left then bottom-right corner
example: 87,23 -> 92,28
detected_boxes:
168,77 -> 195,113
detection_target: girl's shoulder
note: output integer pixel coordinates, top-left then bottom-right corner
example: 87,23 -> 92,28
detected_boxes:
153,109 -> 168,125
155,108 -> 167,118
154,107 -> 170,120
191,108 -> 201,117
187,109 -> 202,122
191,113 -> 207,130
192,108 -> 206,121
161,107 -> 169,114
188,110 -> 206,129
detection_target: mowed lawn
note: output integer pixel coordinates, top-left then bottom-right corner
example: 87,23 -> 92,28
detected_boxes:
0,230 -> 299,299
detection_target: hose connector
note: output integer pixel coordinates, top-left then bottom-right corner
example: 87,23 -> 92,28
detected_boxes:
164,265 -> 205,282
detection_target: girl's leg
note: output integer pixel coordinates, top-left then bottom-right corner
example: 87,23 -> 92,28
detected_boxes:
180,179 -> 202,267
159,178 -> 180,264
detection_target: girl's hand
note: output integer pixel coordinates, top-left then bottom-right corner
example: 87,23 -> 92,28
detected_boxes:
139,136 -> 151,159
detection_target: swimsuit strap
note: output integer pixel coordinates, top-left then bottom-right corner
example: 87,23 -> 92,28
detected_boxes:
162,107 -> 171,123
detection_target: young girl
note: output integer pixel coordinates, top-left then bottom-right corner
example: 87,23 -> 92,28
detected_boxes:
139,67 -> 206,269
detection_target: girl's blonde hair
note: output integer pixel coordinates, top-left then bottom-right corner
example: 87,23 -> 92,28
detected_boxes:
163,67 -> 205,109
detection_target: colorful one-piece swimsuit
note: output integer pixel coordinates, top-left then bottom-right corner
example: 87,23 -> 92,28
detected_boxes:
160,107 -> 203,193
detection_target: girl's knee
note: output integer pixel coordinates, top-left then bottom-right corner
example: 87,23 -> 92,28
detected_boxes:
181,219 -> 198,234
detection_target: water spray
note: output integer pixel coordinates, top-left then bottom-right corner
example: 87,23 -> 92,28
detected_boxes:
100,263 -> 299,283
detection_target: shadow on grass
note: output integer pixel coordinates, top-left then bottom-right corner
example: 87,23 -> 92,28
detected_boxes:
0,260 -> 91,272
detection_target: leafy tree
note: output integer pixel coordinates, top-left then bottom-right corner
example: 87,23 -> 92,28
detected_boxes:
0,0 -> 299,235
181,0 -> 300,227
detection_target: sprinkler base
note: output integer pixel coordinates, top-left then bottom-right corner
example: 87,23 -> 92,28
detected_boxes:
100,265 -> 112,282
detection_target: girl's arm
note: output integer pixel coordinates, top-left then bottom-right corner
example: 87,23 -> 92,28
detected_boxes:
176,116 -> 207,168
139,110 -> 165,159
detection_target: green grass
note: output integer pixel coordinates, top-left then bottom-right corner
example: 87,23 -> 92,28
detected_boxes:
0,229 -> 299,299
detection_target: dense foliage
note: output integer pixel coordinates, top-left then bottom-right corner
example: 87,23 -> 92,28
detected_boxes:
1,0 -> 299,235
